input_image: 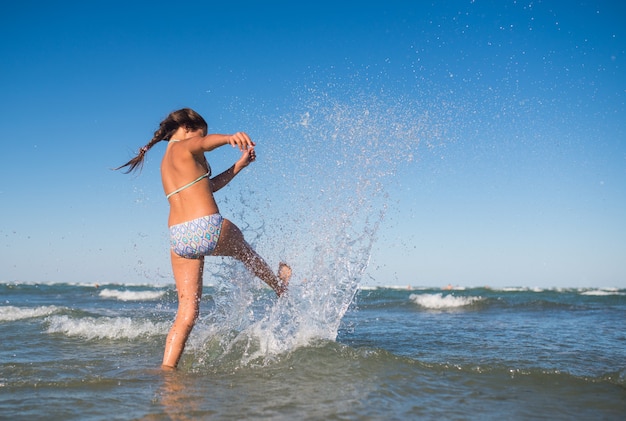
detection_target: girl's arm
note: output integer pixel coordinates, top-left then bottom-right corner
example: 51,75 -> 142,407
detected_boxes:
187,132 -> 255,154
211,148 -> 256,193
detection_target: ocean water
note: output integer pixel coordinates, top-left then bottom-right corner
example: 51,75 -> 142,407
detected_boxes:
4,88 -> 623,420
1,281 -> 624,420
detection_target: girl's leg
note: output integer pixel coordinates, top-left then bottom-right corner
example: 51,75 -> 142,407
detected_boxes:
162,252 -> 204,369
213,218 -> 291,296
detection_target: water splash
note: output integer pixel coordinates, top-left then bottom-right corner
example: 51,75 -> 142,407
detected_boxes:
193,89 -> 448,368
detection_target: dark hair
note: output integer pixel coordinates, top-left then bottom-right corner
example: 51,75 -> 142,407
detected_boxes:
115,108 -> 208,173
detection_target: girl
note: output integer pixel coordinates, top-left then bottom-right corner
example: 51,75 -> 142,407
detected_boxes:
117,108 -> 291,369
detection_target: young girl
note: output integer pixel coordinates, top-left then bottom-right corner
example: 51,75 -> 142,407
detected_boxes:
117,108 -> 291,369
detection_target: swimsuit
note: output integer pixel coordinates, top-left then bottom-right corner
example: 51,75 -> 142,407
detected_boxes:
165,171 -> 210,199
170,214 -> 223,259
166,139 -> 222,259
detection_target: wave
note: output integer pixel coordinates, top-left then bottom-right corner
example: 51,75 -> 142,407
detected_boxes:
495,287 -> 546,292
579,288 -> 625,296
45,315 -> 169,340
0,305 -> 64,322
0,280 -> 171,288
98,288 -> 166,301
187,335 -> 626,389
409,293 -> 483,309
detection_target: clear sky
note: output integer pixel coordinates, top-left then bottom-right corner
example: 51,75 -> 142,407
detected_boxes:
1,0 -> 624,289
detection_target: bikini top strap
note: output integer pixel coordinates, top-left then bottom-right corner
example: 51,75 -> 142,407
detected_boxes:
165,172 -> 210,199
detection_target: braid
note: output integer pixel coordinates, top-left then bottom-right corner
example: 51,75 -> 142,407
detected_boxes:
115,108 -> 207,174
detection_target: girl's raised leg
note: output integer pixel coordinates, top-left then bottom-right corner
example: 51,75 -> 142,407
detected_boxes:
213,218 -> 291,296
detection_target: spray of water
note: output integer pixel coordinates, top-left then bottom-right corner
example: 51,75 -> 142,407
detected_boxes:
190,88 -> 452,369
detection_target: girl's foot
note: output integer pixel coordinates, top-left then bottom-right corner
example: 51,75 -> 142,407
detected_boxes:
277,262 -> 292,296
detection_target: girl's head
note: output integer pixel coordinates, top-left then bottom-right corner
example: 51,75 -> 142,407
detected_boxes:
159,108 -> 208,140
116,108 -> 207,173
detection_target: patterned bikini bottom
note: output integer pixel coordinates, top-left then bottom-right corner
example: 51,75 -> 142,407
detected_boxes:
169,214 -> 223,259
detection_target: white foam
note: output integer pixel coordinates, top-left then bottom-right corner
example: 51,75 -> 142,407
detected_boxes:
45,315 -> 169,340
409,293 -> 482,309
98,288 -> 166,301
494,287 -> 545,293
0,305 -> 62,321
580,289 -> 625,296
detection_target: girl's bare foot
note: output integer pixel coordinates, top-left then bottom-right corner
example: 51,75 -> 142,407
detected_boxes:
277,262 -> 292,296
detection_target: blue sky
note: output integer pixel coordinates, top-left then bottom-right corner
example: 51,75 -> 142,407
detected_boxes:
1,0 -> 624,288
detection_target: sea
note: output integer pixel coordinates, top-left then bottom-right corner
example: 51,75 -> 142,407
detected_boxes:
3,90 -> 625,420
1,281 -> 624,420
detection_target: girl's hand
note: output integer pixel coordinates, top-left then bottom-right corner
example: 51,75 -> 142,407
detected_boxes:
229,132 -> 255,151
237,147 -> 256,169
